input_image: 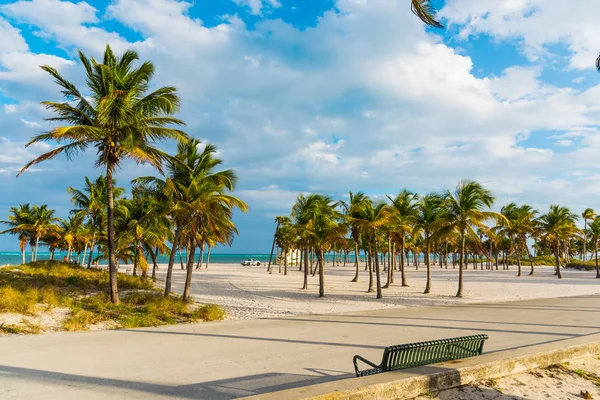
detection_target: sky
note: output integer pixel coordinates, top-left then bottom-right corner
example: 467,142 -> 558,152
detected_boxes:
1,0 -> 600,253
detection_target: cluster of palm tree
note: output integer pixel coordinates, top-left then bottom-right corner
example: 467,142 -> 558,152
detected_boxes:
7,45 -> 246,304
2,135 -> 246,302
271,181 -> 600,299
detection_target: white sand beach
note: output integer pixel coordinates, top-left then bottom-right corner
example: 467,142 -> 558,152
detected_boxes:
153,263 -> 600,320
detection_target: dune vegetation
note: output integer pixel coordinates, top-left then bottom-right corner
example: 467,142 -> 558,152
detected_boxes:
0,261 -> 224,335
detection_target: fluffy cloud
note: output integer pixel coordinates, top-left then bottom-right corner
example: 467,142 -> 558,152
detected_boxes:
441,0 -> 600,69
0,0 -> 600,251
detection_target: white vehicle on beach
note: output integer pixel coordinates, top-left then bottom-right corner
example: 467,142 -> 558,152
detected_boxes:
241,258 -> 261,266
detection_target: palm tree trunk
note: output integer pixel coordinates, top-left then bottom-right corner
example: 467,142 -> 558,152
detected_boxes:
81,243 -> 88,267
373,233 -> 382,299
205,246 -> 211,268
151,246 -> 159,280
267,221 -> 280,273
555,239 -> 562,279
456,231 -> 465,298
596,240 -> 600,278
583,219 -> 588,261
164,225 -> 181,296
284,249 -> 288,275
20,239 -> 26,265
526,244 -> 535,276
183,238 -> 196,301
352,237 -> 360,282
302,247 -> 308,289
34,235 -> 40,262
400,236 -> 408,287
316,249 -> 324,297
133,242 -> 139,277
87,231 -> 96,268
367,247 -> 374,293
106,167 -> 119,304
424,236 -> 431,294
196,243 -> 205,269
515,242 -> 522,277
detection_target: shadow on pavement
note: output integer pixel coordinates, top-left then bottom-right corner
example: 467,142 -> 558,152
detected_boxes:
0,364 -> 351,399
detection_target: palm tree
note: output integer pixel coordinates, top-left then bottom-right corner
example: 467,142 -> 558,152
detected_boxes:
134,138 -> 246,298
18,46 -> 186,304
59,215 -> 85,261
411,0 -> 443,28
415,193 -> 444,294
0,204 -> 33,264
387,190 -> 419,287
442,180 -> 503,297
341,192 -> 369,282
588,216 -> 600,278
348,201 -> 387,299
116,194 -> 170,277
68,176 -> 124,268
296,194 -> 346,297
291,194 -> 316,290
582,208 -> 595,261
538,205 -> 580,279
20,205 -> 59,262
268,216 -> 288,274
497,203 -> 524,276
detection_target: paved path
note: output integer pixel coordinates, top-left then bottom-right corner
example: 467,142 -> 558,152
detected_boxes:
1,295 -> 599,399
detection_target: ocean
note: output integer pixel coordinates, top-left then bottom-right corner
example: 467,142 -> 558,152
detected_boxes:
0,252 -> 272,266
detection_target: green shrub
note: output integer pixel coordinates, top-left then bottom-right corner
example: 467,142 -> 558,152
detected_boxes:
194,304 -> 226,321
565,261 -> 598,271
62,309 -> 106,331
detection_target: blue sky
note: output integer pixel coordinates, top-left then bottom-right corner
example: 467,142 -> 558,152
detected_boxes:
1,0 -> 600,252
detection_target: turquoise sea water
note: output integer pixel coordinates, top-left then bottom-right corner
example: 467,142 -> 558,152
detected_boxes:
0,252 -> 272,266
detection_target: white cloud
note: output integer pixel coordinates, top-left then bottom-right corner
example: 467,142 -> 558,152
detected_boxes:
0,0 -> 599,233
441,0 -> 600,69
233,0 -> 281,15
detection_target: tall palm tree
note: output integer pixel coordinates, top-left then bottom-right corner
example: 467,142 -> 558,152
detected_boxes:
582,208 -> 595,261
387,190 -> 419,287
442,180 -> 503,297
341,192 -> 369,282
415,193 -> 444,294
68,176 -> 124,268
0,204 -> 33,264
538,205 -> 580,279
588,216 -> 600,279
18,46 -> 186,304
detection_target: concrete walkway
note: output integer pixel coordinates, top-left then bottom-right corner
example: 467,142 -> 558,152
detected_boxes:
1,295 -> 599,399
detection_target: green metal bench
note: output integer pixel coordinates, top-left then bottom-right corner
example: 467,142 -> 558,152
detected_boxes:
353,334 -> 488,377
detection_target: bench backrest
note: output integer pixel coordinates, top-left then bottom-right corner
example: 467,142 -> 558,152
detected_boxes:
381,334 -> 488,372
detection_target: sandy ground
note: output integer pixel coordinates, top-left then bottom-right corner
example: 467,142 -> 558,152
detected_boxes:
415,356 -> 600,400
150,262 -> 600,320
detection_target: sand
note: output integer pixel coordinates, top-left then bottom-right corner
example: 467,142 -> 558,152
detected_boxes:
152,262 -> 600,320
414,355 -> 600,400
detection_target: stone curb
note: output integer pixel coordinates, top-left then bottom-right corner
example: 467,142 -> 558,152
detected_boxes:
239,332 -> 600,400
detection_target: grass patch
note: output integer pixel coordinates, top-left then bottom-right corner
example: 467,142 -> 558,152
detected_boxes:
0,261 -> 225,334
547,364 -> 600,387
0,320 -> 43,335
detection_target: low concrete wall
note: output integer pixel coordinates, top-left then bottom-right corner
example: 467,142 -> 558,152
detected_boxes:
240,333 -> 600,400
